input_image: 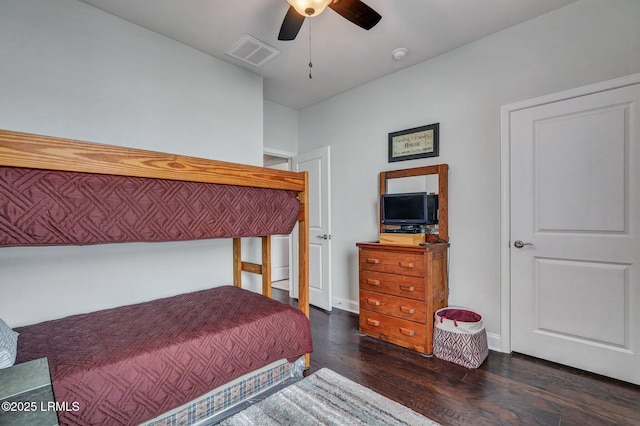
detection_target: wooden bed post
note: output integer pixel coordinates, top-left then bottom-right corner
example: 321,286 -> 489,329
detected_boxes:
297,172 -> 310,367
233,238 -> 242,288
261,236 -> 272,298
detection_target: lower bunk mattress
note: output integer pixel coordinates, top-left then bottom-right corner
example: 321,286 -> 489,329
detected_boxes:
14,285 -> 313,425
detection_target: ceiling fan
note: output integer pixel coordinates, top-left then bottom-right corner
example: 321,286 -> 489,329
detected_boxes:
278,0 -> 382,41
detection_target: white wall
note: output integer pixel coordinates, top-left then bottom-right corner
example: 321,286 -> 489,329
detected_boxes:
0,0 -> 264,326
297,0 -> 640,349
264,100 -> 298,155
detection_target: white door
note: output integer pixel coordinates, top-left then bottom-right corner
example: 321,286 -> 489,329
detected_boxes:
508,79 -> 640,385
292,147 -> 332,311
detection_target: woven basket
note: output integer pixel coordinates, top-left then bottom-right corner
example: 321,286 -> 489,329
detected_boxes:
433,307 -> 488,369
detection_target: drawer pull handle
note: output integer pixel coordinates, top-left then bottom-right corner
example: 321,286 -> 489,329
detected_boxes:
367,298 -> 381,306
399,261 -> 415,268
398,285 -> 415,292
366,278 -> 381,286
366,258 -> 381,264
367,318 -> 380,327
400,306 -> 415,314
399,327 -> 415,336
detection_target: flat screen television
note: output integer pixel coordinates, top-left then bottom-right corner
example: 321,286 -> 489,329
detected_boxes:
381,192 -> 438,230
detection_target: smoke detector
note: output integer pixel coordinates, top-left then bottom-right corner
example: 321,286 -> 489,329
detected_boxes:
392,48 -> 408,61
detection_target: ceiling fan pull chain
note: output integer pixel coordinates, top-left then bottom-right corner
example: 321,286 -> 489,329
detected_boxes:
308,17 -> 313,79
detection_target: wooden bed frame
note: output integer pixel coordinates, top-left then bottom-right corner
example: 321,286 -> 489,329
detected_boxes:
0,128 -> 310,365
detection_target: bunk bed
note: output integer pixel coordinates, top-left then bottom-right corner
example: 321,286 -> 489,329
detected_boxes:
0,129 -> 312,425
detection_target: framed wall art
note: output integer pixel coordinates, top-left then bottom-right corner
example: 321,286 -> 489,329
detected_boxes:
388,123 -> 439,162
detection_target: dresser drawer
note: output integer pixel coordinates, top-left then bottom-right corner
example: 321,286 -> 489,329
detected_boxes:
359,249 -> 424,277
359,270 -> 425,300
360,290 -> 426,322
359,311 -> 428,353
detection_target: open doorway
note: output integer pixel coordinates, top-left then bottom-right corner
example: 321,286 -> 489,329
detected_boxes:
264,151 -> 294,292
265,147 -> 333,309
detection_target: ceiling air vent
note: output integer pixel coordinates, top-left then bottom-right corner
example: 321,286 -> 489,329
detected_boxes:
226,35 -> 280,67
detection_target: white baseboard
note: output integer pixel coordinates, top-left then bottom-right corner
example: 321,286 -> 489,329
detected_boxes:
487,332 -> 506,353
331,296 -> 359,314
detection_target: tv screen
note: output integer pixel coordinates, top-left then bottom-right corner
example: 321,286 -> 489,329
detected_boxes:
381,192 -> 438,227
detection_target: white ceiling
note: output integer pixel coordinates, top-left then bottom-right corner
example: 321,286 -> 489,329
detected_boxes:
78,0 -> 578,110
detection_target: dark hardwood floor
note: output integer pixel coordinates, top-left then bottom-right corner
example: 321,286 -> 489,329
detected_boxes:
274,289 -> 640,426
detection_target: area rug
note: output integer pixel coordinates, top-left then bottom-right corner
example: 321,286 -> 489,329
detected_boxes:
218,368 -> 440,425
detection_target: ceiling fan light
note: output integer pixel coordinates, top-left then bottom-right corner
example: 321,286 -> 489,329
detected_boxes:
286,0 -> 332,17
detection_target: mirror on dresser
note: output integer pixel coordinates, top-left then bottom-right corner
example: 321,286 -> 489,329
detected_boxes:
386,174 -> 439,194
379,164 -> 448,242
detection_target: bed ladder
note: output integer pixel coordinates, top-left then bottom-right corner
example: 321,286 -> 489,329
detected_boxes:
232,237 -> 273,298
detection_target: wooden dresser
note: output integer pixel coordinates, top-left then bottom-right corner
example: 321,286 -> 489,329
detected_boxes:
357,241 -> 448,355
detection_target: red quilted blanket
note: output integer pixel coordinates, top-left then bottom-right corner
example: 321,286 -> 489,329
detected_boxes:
0,166 -> 300,246
15,286 -> 313,425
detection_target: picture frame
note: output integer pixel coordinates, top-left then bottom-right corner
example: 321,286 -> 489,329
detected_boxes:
388,123 -> 439,162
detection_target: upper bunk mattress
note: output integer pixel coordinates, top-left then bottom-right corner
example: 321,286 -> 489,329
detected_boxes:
0,166 -> 300,246
15,285 -> 313,425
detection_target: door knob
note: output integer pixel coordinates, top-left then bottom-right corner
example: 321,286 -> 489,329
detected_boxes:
513,240 -> 533,248
317,234 -> 330,240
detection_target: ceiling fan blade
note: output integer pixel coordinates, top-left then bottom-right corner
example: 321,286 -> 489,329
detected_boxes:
328,0 -> 381,30
278,6 -> 306,41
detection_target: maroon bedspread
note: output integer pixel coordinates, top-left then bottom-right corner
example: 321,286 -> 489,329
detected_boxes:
0,166 -> 300,247
15,286 -> 313,426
